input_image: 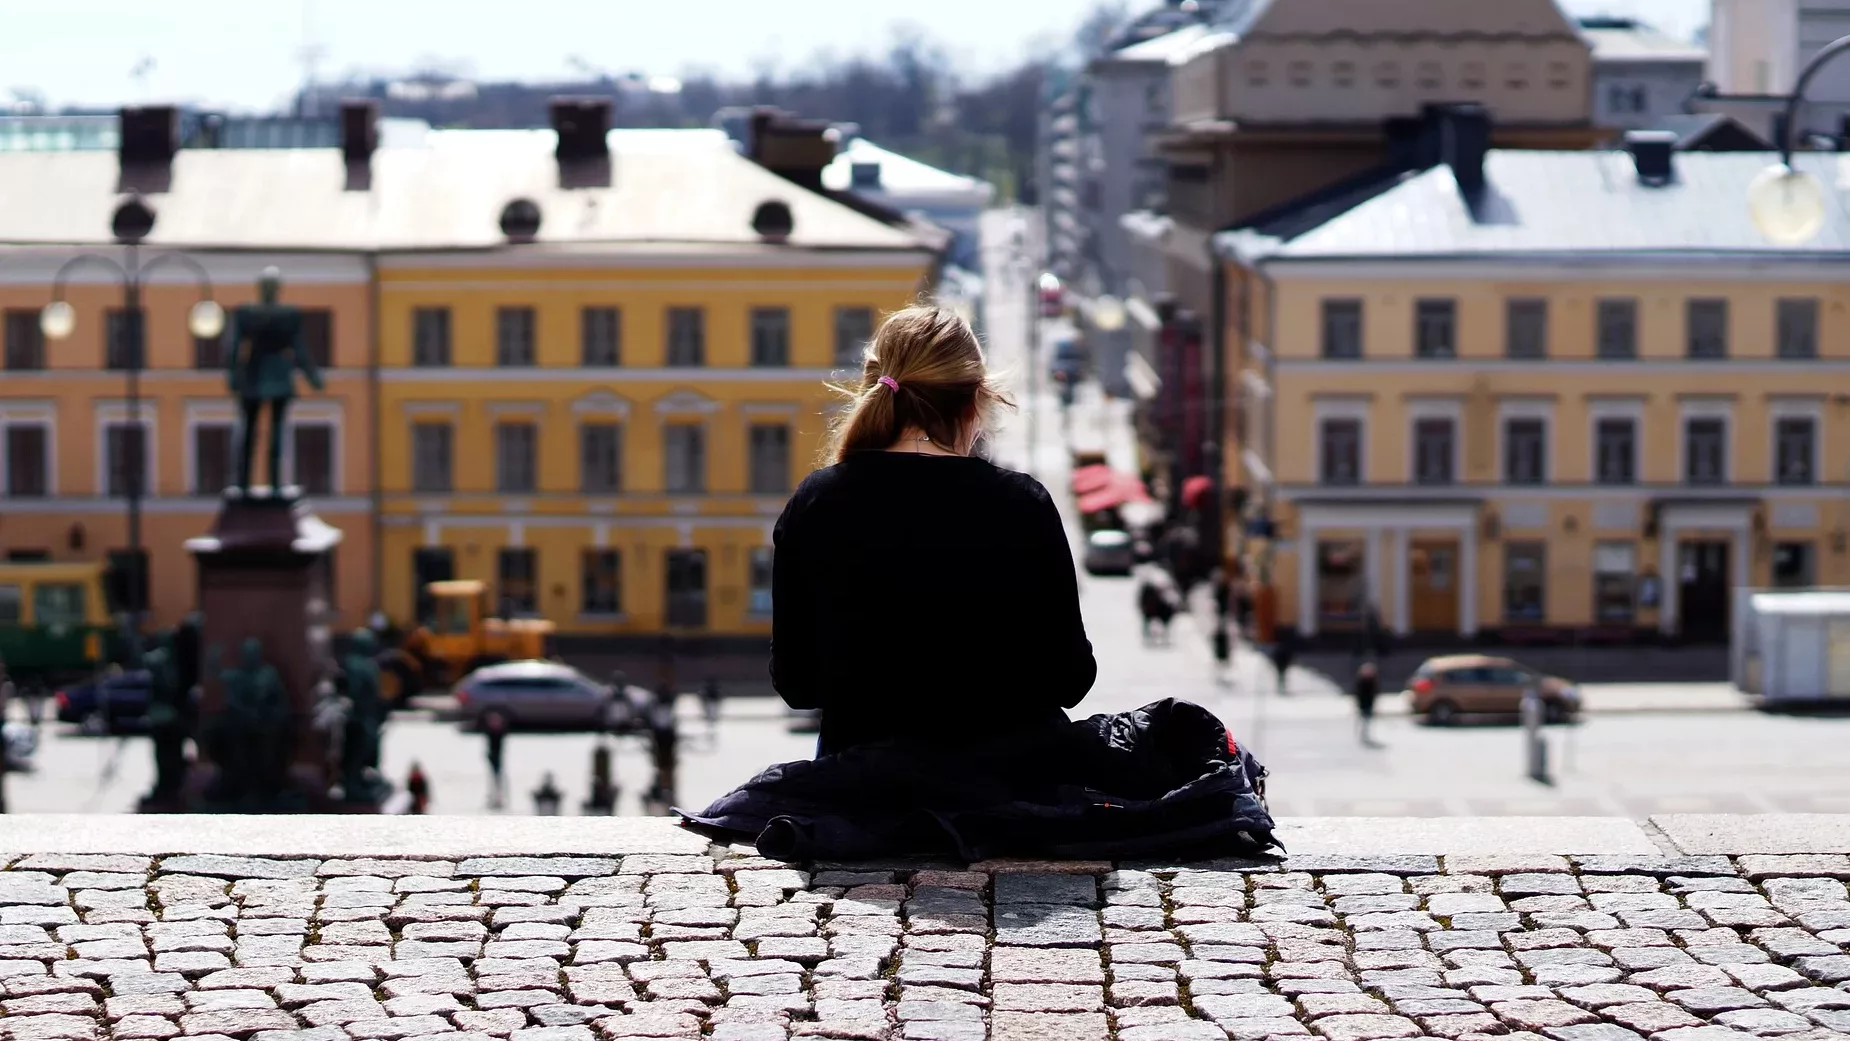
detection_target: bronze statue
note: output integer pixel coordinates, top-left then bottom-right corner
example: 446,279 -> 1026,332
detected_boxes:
203,638 -> 293,810
142,631 -> 187,804
226,267 -> 324,494
338,628 -> 387,803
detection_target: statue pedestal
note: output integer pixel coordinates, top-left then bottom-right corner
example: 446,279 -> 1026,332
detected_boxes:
175,488 -> 370,812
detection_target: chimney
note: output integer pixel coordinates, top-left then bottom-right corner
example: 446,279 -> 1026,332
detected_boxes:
748,107 -> 838,192
1625,129 -> 1677,186
550,97 -> 612,163
118,105 -> 179,168
340,99 -> 379,164
1438,103 -> 1491,199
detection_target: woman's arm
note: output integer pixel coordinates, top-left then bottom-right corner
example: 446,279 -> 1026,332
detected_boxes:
768,503 -> 823,710
1029,490 -> 1097,708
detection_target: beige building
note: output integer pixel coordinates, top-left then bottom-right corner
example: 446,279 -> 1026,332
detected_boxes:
1220,139 -> 1850,645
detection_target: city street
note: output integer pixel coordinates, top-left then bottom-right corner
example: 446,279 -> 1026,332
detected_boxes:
4,207 -> 1846,820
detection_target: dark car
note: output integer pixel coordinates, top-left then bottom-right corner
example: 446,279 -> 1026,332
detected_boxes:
55,670 -> 151,734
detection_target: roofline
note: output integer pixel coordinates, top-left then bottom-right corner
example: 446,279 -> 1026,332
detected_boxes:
1256,250 -> 1850,266
0,240 -> 938,263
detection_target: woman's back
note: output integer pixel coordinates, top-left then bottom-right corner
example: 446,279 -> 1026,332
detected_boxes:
771,452 -> 1096,755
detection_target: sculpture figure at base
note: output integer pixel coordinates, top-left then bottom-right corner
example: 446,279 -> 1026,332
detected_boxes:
142,631 -> 188,805
339,628 -> 388,804
203,638 -> 293,810
227,267 -> 324,495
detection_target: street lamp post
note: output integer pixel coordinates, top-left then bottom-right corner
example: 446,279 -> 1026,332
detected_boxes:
40,196 -> 223,636
1747,33 -> 1850,245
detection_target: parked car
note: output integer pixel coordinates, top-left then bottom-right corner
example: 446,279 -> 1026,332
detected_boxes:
55,670 -> 151,734
1407,654 -> 1581,726
455,660 -> 613,731
1084,530 -> 1136,576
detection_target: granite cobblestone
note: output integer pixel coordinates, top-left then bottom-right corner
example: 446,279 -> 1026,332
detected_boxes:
0,849 -> 1837,1039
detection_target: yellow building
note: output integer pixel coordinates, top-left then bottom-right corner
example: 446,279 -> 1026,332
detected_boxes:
0,105 -> 938,640
371,125 -> 936,639
0,136 -> 377,631
1222,139 -> 1850,644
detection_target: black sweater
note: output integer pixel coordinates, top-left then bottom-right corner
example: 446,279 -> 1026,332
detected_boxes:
770,451 -> 1097,755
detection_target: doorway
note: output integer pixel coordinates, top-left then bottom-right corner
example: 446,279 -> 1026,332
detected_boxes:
1677,539 -> 1730,641
665,549 -> 709,629
1409,539 -> 1460,633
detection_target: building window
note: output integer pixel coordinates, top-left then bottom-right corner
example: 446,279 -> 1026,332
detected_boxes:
105,308 -> 144,370
1596,299 -> 1637,359
1593,542 -> 1636,624
1686,299 -> 1728,359
413,308 -> 452,367
666,307 -> 705,367
497,547 -> 537,617
1503,542 -> 1546,624
750,308 -> 790,367
1772,542 -> 1814,588
1683,417 -> 1727,485
582,307 -> 621,367
665,548 -> 708,628
1320,299 -> 1362,359
192,423 -> 233,497
1413,417 -> 1455,485
412,547 -> 455,624
4,310 -> 45,370
1505,299 -> 1547,359
1775,416 -> 1816,485
1595,418 -> 1636,485
194,332 -> 226,369
1414,299 -> 1455,359
300,308 -> 334,369
834,307 -> 874,367
4,425 -> 48,498
663,424 -> 706,494
748,423 -> 791,494
495,421 -> 538,494
496,307 -> 537,367
579,423 -> 623,494
581,550 -> 622,615
1315,540 -> 1366,626
411,422 -> 453,493
104,421 -> 147,498
292,422 -> 335,496
1776,298 -> 1818,359
1504,418 -> 1546,485
748,547 -> 774,615
1318,418 -> 1361,485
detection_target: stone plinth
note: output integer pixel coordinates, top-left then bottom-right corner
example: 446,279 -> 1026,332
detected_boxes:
181,487 -> 348,812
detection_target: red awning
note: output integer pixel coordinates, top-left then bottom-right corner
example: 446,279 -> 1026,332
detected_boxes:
1077,473 -> 1154,515
1071,464 -> 1113,495
1182,475 -> 1213,511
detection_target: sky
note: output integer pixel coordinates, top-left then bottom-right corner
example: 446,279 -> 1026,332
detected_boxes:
4,0 -> 1711,113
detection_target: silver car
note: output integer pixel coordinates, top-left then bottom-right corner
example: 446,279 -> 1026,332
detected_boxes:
456,661 -> 613,731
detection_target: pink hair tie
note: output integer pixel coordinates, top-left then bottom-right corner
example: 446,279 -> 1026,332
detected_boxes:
878,376 -> 899,392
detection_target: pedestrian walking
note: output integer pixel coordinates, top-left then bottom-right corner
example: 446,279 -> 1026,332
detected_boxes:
1270,630 -> 1297,697
481,710 -> 509,808
701,677 -> 722,734
405,762 -> 431,814
1138,572 -> 1177,646
1353,661 -> 1381,746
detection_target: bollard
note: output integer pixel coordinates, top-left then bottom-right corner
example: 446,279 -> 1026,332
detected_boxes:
1521,687 -> 1549,783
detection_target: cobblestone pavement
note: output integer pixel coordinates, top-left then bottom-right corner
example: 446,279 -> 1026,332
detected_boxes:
0,846 -> 1848,1041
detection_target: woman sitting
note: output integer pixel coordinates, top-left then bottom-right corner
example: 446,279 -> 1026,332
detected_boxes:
769,305 -> 1098,757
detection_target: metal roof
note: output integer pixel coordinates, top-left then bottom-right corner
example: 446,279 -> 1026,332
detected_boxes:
1257,150 -> 1850,260
0,127 -> 929,254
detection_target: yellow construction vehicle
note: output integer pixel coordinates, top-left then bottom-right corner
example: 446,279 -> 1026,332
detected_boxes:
377,580 -> 554,703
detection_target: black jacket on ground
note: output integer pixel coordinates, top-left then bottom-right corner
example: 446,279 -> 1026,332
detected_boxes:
680,699 -> 1276,862
770,452 -> 1096,756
